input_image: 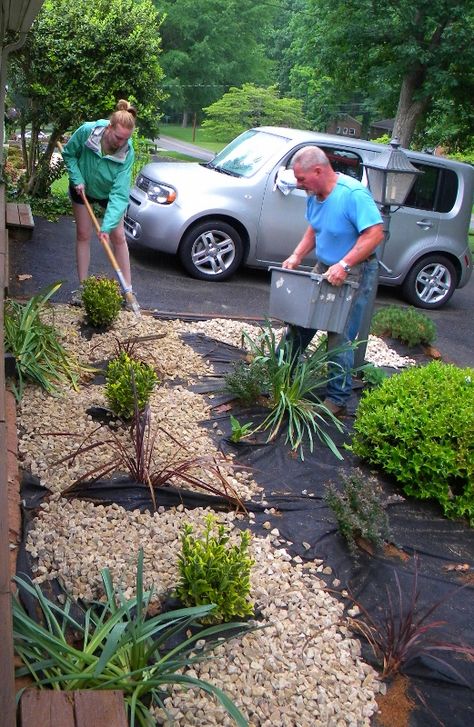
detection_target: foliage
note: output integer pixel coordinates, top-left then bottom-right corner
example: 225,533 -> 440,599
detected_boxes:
370,306 -> 436,347
9,0 -> 165,195
58,405 -> 246,511
345,558 -> 474,681
352,362 -> 474,524
202,84 -> 308,141
82,276 -> 123,328
13,550 -> 252,727
105,352 -> 158,420
224,359 -> 268,406
287,0 -> 474,148
325,469 -> 393,554
240,324 -> 346,460
4,283 -> 81,400
131,132 -> 154,183
176,514 -> 254,624
229,415 -> 254,443
155,0 -> 276,120
358,363 -> 388,389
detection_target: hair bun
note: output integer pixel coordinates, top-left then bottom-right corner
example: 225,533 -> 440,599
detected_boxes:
116,98 -> 137,118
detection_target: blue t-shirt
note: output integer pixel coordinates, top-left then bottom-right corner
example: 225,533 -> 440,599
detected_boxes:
306,174 -> 382,265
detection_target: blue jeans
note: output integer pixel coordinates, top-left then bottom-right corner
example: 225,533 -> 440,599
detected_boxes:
283,257 -> 379,406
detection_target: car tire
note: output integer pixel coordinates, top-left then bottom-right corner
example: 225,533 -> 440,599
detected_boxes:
401,254 -> 457,309
179,221 -> 244,281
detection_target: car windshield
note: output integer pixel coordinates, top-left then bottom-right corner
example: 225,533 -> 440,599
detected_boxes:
206,129 -> 290,178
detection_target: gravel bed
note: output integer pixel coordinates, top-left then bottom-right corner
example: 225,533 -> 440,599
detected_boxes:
17,305 -> 415,726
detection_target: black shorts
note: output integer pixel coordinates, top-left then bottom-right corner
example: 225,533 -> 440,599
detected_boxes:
69,183 -> 108,209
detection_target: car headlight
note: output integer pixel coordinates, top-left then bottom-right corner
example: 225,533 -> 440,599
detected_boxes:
136,174 -> 176,204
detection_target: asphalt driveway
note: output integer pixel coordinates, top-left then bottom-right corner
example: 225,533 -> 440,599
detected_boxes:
8,214 -> 474,368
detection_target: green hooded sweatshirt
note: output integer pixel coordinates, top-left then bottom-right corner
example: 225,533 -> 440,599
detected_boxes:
62,120 -> 135,233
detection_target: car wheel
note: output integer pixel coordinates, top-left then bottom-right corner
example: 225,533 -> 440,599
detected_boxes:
401,254 -> 457,309
179,221 -> 243,281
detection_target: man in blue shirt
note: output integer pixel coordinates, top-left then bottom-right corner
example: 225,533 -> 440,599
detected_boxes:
282,145 -> 384,417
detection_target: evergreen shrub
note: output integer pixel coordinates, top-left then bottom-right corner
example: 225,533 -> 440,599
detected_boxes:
82,275 -> 122,328
105,352 -> 158,419
370,306 -> 436,347
176,514 -> 254,624
352,361 -> 474,524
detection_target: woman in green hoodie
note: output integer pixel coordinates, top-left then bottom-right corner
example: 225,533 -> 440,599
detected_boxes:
62,99 -> 136,304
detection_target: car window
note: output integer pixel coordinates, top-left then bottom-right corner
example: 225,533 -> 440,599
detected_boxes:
208,129 -> 291,178
404,163 -> 458,213
321,147 -> 363,180
288,145 -> 363,180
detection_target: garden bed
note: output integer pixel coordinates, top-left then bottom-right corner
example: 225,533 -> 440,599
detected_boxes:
13,305 -> 474,726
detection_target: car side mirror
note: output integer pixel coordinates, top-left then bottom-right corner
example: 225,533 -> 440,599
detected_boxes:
274,167 -> 297,195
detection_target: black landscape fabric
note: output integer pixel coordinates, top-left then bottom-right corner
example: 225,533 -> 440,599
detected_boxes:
18,332 -> 474,727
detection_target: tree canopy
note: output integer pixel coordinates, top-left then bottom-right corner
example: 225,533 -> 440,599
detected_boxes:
287,0 -> 474,148
153,0 -> 276,122
9,0 -> 165,193
201,84 -> 308,141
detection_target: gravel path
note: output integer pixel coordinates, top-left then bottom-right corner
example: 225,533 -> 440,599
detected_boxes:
18,306 -> 414,726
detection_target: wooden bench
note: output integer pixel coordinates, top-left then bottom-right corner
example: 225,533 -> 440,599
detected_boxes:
19,689 -> 128,727
6,203 -> 34,242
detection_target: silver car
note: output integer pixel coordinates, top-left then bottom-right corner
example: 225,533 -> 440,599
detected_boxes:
125,127 -> 473,309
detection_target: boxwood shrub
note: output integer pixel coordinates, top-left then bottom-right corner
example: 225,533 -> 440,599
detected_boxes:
351,361 -> 474,524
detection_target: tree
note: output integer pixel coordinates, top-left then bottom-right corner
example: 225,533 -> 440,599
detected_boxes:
153,0 -> 276,124
9,0 -> 165,195
291,0 -> 474,148
201,84 -> 308,141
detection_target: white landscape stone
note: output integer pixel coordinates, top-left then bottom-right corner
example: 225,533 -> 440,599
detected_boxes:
14,307 -> 414,726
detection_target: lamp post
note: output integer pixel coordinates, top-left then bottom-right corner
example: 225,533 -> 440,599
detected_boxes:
354,138 -> 422,368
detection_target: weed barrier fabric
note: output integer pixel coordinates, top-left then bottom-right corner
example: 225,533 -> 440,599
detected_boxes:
17,333 -> 474,726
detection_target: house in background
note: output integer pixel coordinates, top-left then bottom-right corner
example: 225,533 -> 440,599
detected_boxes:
369,118 -> 394,139
326,114 -> 362,138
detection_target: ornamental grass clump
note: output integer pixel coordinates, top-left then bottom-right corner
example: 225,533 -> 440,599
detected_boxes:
105,352 -> 158,419
176,514 -> 254,624
325,469 -> 394,555
4,282 -> 82,400
13,550 -> 252,727
82,275 -> 122,328
352,361 -> 474,524
370,305 -> 436,347
237,323 -> 346,460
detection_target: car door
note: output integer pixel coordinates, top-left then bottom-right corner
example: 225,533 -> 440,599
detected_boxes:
255,145 -> 366,267
254,155 -> 309,266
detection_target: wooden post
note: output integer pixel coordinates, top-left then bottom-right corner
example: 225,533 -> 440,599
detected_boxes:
0,183 -> 16,727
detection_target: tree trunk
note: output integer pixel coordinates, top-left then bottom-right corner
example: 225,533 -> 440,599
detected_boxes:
181,111 -> 188,127
393,67 -> 430,148
27,131 -> 63,197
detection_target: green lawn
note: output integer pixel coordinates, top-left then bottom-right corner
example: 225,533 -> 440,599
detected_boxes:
158,123 -> 227,154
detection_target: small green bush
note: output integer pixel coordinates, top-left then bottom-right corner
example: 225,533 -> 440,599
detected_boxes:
370,306 -> 436,347
175,514 -> 254,624
352,362 -> 474,524
325,469 -> 393,554
359,363 -> 388,389
105,352 -> 158,419
224,359 -> 268,405
82,276 -> 122,328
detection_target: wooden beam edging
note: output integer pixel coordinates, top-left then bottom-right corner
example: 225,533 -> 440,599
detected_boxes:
0,183 -> 17,727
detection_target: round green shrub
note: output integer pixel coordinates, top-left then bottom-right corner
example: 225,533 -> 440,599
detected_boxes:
352,362 -> 474,524
370,305 -> 436,347
105,352 -> 158,419
82,276 -> 122,328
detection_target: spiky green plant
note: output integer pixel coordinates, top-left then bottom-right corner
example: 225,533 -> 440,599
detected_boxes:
241,323 -> 347,459
4,282 -> 82,400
